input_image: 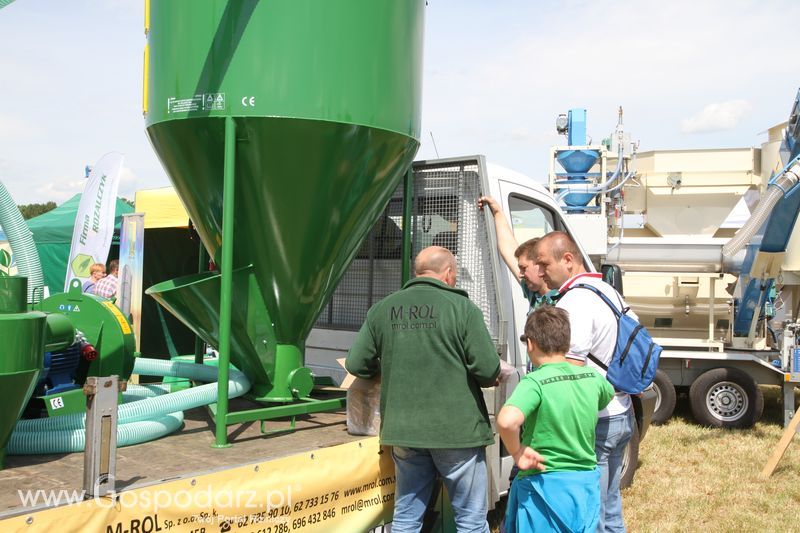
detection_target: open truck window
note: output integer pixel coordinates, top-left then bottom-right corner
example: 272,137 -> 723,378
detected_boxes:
508,194 -> 557,243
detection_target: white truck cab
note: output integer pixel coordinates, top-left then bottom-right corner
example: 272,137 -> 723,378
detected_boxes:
307,155 -> 656,505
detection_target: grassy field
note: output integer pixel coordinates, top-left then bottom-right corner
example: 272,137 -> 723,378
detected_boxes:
622,386 -> 800,532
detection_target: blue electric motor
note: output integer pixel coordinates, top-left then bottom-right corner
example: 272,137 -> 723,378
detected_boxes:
36,342 -> 81,396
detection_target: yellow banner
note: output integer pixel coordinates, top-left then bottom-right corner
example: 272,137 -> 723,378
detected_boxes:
3,438 -> 396,533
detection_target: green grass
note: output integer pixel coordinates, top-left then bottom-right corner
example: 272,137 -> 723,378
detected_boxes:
490,386 -> 800,532
623,386 -> 800,532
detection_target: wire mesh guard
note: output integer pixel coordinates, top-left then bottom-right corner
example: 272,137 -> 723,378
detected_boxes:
315,184 -> 405,330
411,162 -> 500,342
315,159 -> 501,344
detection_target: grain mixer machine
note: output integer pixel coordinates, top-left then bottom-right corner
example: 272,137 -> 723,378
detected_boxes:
143,0 -> 425,445
0,161 -> 242,461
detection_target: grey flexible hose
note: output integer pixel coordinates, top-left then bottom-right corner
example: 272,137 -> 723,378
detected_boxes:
722,161 -> 800,257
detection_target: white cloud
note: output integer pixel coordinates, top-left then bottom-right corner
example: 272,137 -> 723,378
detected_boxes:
2,0 -> 798,203
509,127 -> 531,141
29,164 -> 139,206
34,180 -> 85,204
117,165 -> 140,200
118,165 -> 137,184
94,0 -> 142,20
0,113 -> 43,142
681,100 -> 753,134
418,0 -> 797,175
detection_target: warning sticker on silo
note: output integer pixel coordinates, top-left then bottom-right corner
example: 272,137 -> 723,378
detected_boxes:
203,92 -> 226,110
167,95 -> 202,113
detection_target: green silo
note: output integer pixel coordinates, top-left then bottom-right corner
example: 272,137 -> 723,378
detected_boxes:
144,1 -> 424,406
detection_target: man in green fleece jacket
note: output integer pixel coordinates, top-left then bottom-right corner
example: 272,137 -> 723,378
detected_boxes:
346,246 -> 501,533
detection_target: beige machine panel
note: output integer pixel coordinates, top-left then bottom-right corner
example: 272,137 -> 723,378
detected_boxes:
623,272 -> 734,341
620,147 -> 760,238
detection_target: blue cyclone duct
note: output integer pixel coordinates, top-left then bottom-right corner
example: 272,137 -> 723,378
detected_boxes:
557,108 -> 600,207
733,91 -> 800,336
567,108 -> 587,146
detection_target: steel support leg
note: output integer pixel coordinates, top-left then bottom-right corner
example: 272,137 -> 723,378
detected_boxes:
214,116 -> 237,448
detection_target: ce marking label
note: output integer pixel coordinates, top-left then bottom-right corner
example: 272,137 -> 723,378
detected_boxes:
241,96 -> 256,107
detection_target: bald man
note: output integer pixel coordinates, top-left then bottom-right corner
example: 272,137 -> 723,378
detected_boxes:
346,246 -> 501,533
535,231 -> 636,533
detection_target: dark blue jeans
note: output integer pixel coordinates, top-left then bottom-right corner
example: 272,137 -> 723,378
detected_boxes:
391,446 -> 490,533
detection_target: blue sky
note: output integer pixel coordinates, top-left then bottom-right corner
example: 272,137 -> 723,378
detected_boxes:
0,0 -> 798,204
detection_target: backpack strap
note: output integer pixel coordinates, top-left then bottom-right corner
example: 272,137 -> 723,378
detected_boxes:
568,283 -> 624,374
588,353 -> 623,394
569,283 -> 629,317
586,352 -> 608,371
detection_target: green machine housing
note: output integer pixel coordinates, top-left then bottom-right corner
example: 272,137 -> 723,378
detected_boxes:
35,279 -> 137,415
0,277 -> 49,467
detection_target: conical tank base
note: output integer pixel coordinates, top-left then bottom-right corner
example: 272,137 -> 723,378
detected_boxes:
0,287 -> 46,468
146,117 -> 418,347
274,344 -> 314,402
0,369 -> 40,468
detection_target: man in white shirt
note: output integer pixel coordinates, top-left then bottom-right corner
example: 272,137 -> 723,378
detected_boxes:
535,231 -> 635,533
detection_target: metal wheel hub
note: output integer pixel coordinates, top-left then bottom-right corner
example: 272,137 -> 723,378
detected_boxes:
706,381 -> 748,421
654,384 -> 662,412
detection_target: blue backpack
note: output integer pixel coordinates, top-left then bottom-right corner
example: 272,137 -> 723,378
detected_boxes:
570,283 -> 662,394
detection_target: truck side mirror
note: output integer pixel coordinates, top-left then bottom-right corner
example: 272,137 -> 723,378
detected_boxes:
601,264 -> 624,295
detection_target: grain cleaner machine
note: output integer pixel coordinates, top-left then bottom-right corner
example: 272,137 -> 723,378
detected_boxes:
548,95 -> 800,428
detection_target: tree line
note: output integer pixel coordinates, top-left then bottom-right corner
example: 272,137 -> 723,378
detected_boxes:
18,202 -> 56,220
16,197 -> 134,220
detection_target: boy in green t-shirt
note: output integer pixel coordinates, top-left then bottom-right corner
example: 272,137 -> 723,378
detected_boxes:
497,306 -> 614,533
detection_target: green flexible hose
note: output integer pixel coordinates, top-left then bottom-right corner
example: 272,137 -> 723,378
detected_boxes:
0,180 -> 44,301
8,358 -> 251,454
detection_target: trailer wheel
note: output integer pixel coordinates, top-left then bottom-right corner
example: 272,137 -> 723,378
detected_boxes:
689,368 -> 763,428
619,421 -> 640,489
651,370 -> 676,425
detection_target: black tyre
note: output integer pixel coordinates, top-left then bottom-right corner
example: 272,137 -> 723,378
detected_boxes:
619,421 -> 640,489
689,367 -> 764,428
651,369 -> 677,425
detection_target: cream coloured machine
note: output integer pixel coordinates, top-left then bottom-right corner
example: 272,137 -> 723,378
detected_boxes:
549,96 -> 800,362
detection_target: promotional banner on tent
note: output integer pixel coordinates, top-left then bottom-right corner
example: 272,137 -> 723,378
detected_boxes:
118,213 -> 144,350
64,152 -> 124,292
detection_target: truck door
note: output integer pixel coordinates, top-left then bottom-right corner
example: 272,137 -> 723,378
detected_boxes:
497,180 -> 563,367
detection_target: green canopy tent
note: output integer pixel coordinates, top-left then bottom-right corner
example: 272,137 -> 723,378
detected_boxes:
25,194 -> 134,293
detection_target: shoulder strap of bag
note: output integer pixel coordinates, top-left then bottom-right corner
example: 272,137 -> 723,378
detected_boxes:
568,283 -> 629,373
570,283 -> 628,317
586,352 -> 608,371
